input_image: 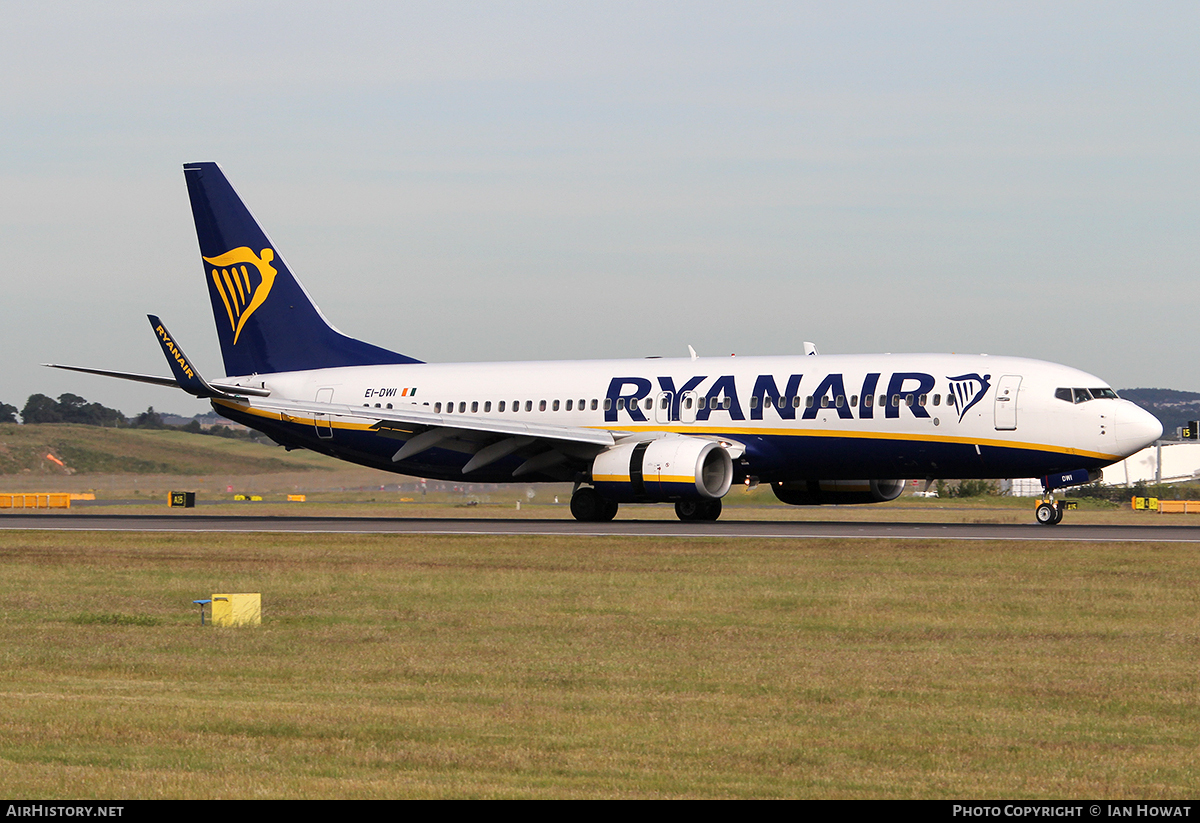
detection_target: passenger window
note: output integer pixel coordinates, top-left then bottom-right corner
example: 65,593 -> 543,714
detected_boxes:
864,395 -> 873,408
603,399 -> 611,411
723,397 -> 732,410
850,395 -> 857,407
932,395 -> 940,406
892,395 -> 900,407
484,401 -> 491,412
565,400 -> 572,411
820,396 -> 829,408
471,401 -> 478,413
750,396 -> 760,410
919,394 -> 927,406
617,399 -> 625,410
525,400 -> 532,412
387,403 -> 392,409
459,402 -> 466,413
552,400 -> 559,411
539,400 -> 547,411
499,401 -> 506,412
791,396 -> 801,408
435,403 -> 442,413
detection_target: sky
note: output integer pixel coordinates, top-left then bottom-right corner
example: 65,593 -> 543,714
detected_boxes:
3,1 -> 1198,418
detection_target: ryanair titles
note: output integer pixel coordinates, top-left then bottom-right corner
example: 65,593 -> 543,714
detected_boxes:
604,372 -> 991,424
154,324 -> 194,380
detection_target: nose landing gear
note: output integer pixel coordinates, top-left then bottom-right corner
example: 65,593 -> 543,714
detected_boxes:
1035,500 -> 1063,525
1034,497 -> 1077,525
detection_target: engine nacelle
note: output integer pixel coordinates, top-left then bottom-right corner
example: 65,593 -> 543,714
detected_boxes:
592,436 -> 733,502
771,479 -> 905,506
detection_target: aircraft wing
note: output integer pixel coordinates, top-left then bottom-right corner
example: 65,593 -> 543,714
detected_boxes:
219,395 -> 621,478
51,313 -> 739,480
238,396 -> 616,446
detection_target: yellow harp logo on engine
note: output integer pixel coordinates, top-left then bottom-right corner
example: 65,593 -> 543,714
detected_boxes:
203,247 -> 278,344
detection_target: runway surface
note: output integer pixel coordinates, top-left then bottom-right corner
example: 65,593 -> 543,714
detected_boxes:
2,513 -> 1199,542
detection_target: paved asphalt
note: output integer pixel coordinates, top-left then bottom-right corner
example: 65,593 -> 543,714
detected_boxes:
2,513 -> 1199,542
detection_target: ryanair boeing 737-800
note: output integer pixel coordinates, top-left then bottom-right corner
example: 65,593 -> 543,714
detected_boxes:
50,163 -> 1162,524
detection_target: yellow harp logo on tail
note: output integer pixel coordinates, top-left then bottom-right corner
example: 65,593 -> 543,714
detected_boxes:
203,247 -> 278,344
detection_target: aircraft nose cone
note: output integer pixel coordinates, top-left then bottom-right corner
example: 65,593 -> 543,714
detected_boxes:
1114,402 -> 1162,456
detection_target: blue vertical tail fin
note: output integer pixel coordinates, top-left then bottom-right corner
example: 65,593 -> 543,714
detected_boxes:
183,163 -> 421,376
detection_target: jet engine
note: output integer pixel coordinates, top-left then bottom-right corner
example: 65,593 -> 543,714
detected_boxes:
591,436 -> 734,502
771,478 -> 905,506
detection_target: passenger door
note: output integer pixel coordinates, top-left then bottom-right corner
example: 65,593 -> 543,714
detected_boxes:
993,375 -> 1021,431
314,387 -> 334,439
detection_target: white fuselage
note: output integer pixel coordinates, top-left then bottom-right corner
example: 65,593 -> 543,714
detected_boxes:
213,352 -> 1162,485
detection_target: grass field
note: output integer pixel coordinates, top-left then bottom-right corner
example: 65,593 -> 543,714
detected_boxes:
0,423 -> 340,476
1,528 -> 1198,798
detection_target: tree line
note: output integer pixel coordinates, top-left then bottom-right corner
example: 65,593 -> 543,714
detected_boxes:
0,393 -> 259,440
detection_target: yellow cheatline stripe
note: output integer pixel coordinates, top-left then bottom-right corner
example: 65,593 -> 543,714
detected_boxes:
594,475 -> 696,484
216,400 -> 379,432
584,424 -> 1122,462
215,401 -> 1119,463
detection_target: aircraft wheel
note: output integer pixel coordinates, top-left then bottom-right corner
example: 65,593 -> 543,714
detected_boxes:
570,487 -> 603,522
700,499 -> 722,521
599,497 -> 619,522
1052,504 -> 1065,525
676,499 -> 722,522
1035,502 -> 1058,526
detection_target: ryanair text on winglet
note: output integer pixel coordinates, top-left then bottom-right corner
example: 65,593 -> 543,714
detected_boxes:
155,324 -> 194,380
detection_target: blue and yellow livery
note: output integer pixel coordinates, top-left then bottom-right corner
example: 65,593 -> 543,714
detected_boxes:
48,163 -> 1163,524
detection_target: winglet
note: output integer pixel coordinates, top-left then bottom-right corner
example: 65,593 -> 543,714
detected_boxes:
147,315 -> 222,398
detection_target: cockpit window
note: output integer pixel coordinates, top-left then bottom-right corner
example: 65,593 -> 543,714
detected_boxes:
1056,387 -> 1119,404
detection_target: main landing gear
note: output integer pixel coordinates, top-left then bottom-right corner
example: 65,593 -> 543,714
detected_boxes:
568,486 -> 724,522
674,499 -> 722,522
569,487 -> 618,522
